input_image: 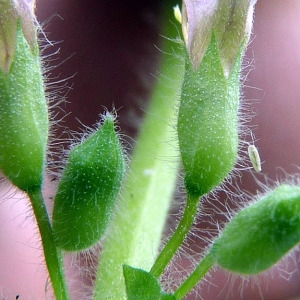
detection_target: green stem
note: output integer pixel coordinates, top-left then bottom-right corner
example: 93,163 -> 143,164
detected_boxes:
150,194 -> 199,278
174,252 -> 215,299
93,5 -> 184,299
28,189 -> 70,300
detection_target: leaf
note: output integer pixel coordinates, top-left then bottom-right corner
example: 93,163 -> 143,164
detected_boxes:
123,265 -> 175,300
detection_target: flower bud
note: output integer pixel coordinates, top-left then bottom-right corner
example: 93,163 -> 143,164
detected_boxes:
182,0 -> 257,74
0,0 -> 36,73
178,34 -> 242,197
211,185 -> 300,274
0,21 -> 48,192
52,114 -> 125,251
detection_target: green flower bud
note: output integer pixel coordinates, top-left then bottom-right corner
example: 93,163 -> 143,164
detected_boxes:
0,22 -> 48,192
52,114 -> 125,251
211,184 -> 300,274
178,34 -> 242,197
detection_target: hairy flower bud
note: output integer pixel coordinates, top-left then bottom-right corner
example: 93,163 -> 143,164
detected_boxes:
182,0 -> 257,74
211,185 -> 300,274
0,0 -> 36,73
0,20 -> 48,192
53,114 -> 125,251
178,34 -> 242,197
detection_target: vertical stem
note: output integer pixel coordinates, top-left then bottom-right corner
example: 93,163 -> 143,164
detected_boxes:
28,189 -> 70,300
150,194 -> 199,278
93,5 -> 184,299
174,252 -> 215,299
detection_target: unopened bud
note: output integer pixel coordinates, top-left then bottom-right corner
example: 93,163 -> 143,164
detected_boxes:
0,0 -> 36,73
0,22 -> 48,192
52,114 -> 126,251
182,0 -> 257,74
211,185 -> 300,274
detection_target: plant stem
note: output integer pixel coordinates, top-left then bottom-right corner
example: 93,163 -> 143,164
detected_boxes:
174,252 -> 215,299
28,189 -> 70,300
150,194 -> 199,278
93,5 -> 184,299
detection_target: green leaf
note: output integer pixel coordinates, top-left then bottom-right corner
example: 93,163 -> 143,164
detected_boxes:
52,113 -> 125,251
123,265 -> 175,300
178,33 -> 242,197
211,184 -> 300,274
